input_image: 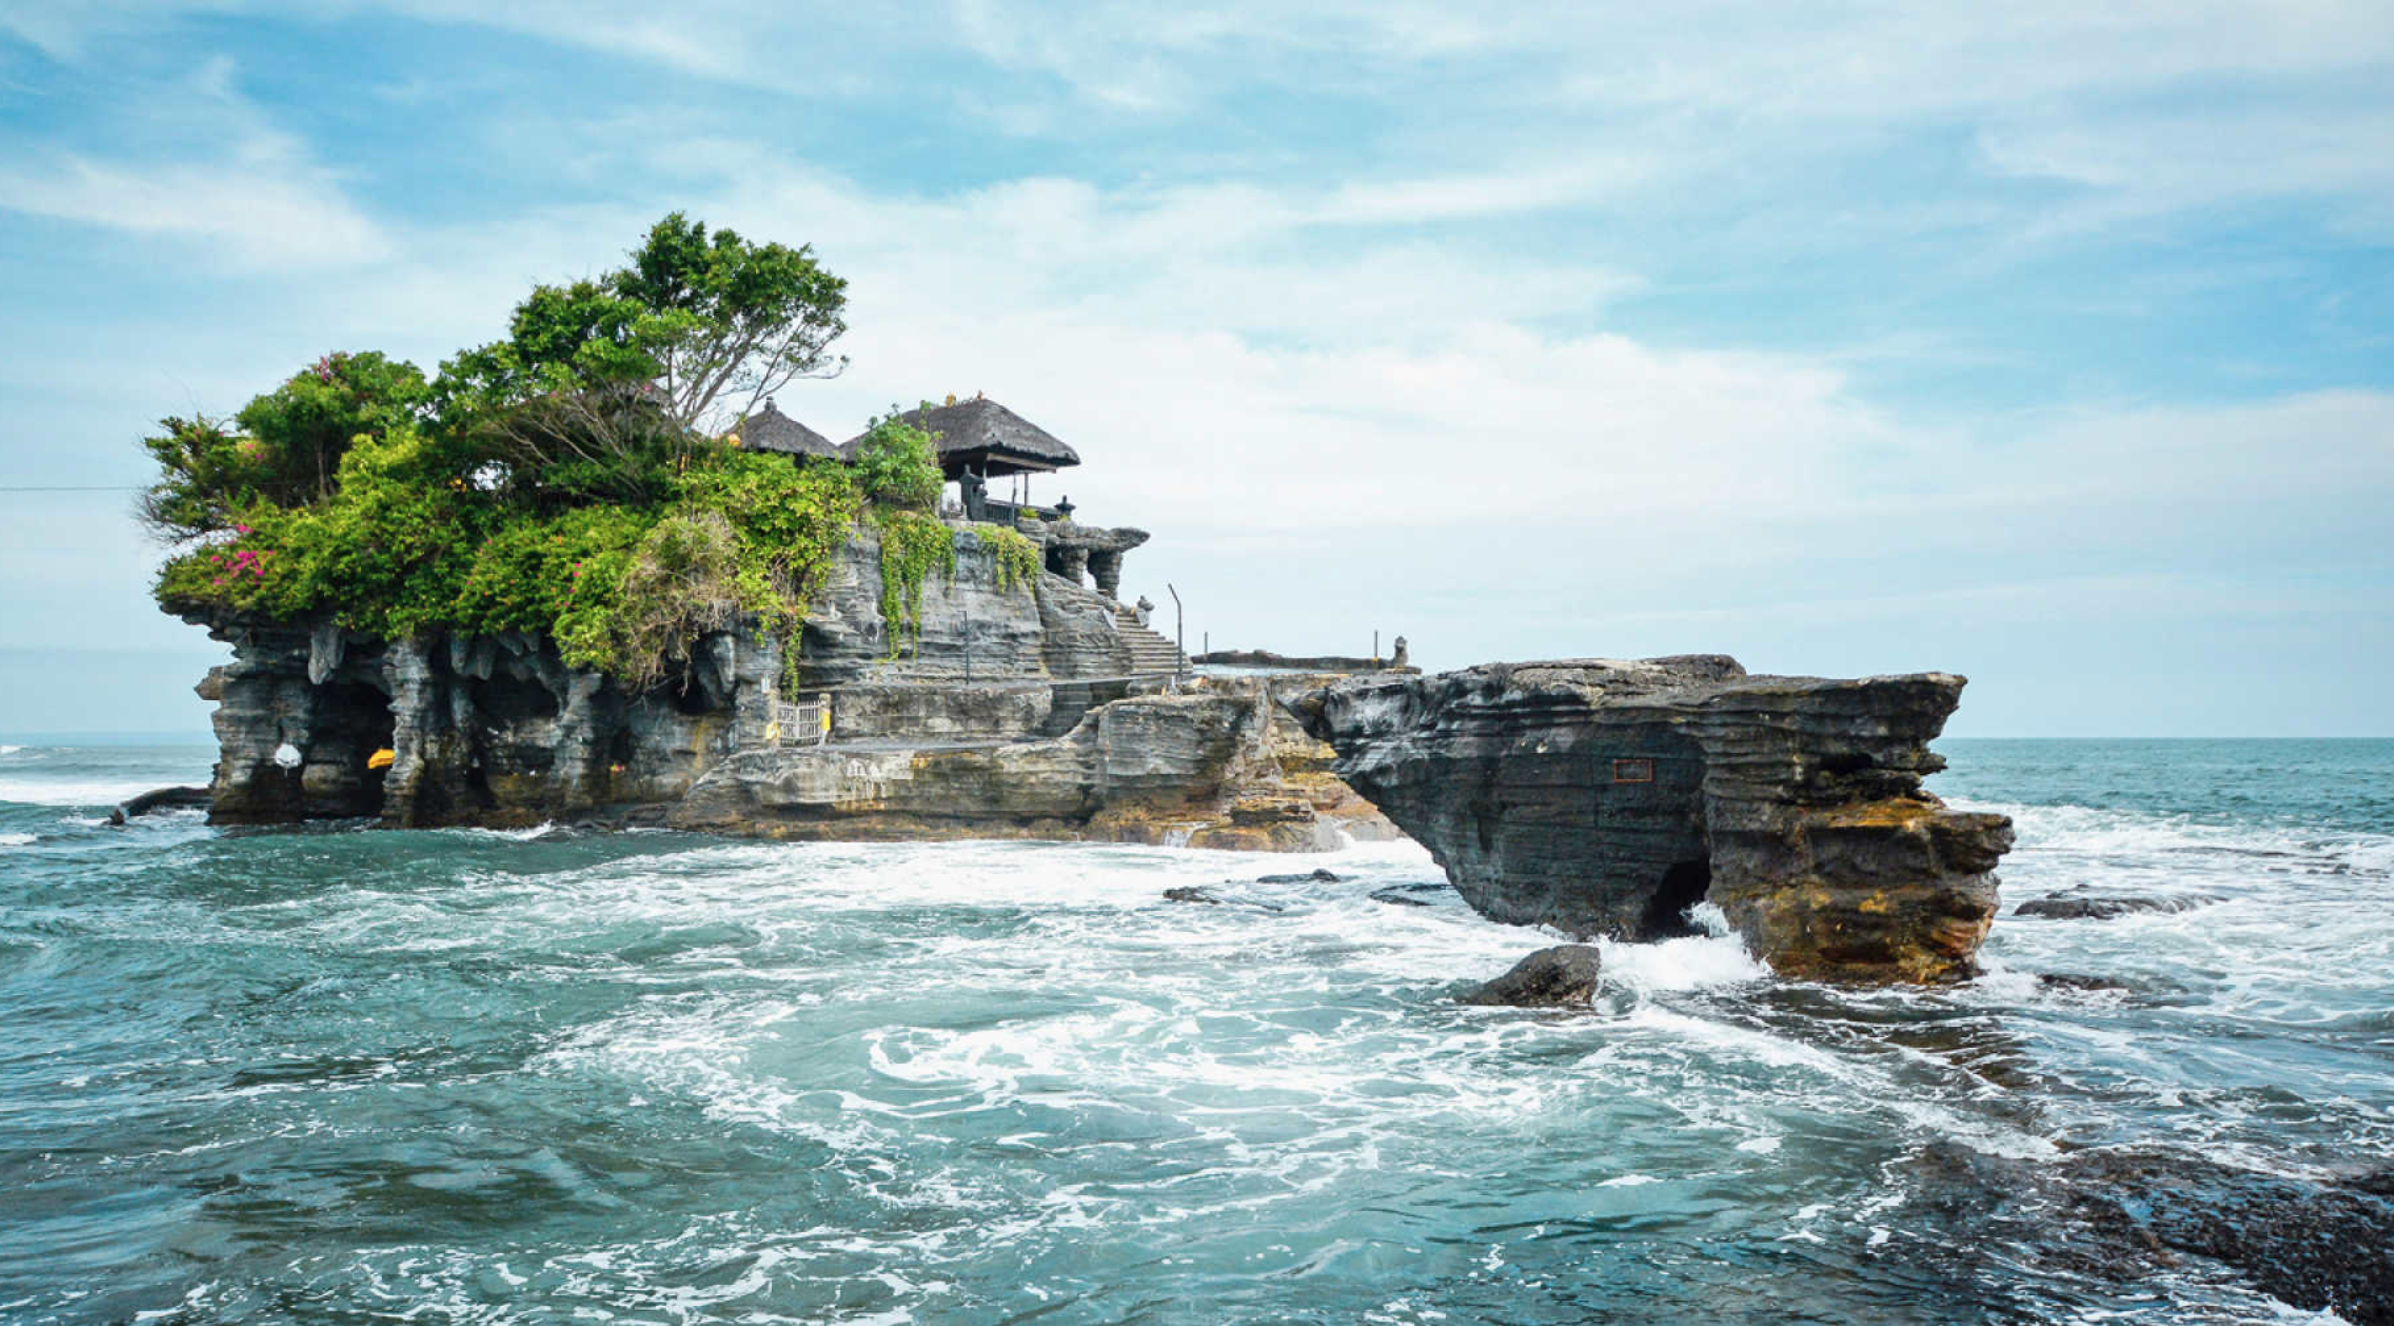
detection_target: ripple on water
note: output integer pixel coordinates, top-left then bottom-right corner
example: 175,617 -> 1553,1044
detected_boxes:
1,740 -> 2390,1321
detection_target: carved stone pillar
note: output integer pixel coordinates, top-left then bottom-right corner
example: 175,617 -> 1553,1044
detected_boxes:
1088,550 -> 1124,601
1046,544 -> 1090,588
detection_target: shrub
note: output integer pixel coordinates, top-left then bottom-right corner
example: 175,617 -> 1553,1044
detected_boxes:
849,414 -> 944,511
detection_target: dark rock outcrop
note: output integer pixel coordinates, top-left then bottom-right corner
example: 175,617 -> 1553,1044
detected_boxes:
1463,945 -> 1605,1008
1287,657 -> 2014,984
106,785 -> 213,825
1899,1142 -> 2394,1325
1161,885 -> 1285,913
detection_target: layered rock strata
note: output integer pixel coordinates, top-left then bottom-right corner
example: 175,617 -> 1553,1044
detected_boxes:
186,520 -> 1390,849
1287,657 -> 2013,983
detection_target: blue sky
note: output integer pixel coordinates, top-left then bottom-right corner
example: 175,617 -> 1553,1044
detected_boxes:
1,2 -> 2388,737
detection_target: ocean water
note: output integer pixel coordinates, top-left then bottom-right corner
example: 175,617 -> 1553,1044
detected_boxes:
0,738 -> 2388,1324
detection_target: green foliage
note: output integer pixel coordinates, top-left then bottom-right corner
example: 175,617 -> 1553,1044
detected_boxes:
427,212 -> 847,504
153,426 -> 468,637
454,505 -> 653,655
612,212 -> 849,422
140,352 -> 426,542
848,413 -> 945,511
236,352 -> 429,502
981,524 -> 1043,595
141,213 -> 966,694
875,510 -> 957,659
601,510 -> 743,688
139,416 -> 261,545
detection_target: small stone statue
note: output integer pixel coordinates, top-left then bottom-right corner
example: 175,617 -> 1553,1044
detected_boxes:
1391,635 -> 1409,668
1055,494 -> 1075,520
1134,595 -> 1155,627
959,469 -> 987,522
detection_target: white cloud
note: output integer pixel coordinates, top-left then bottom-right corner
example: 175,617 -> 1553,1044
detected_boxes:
0,148 -> 388,268
0,53 -> 388,268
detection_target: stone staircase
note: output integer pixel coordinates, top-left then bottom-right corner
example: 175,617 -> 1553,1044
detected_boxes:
1115,605 -> 1185,676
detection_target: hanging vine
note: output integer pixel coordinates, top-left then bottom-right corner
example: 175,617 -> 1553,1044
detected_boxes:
982,524 -> 1043,595
876,510 -> 957,658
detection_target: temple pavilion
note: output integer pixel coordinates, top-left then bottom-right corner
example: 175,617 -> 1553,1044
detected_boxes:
844,397 -> 1081,524
739,395 -> 1143,600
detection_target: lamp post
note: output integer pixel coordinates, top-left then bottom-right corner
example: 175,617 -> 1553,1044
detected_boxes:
1168,584 -> 1186,682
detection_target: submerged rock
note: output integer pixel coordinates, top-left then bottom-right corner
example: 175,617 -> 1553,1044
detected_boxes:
1287,657 -> 2014,984
1900,1142 -> 2394,1325
1462,945 -> 1605,1008
2034,972 -> 2138,993
1162,885 -> 1284,913
106,785 -> 213,825
1369,883 -> 1450,908
2015,888 -> 2215,920
1254,868 -> 1342,884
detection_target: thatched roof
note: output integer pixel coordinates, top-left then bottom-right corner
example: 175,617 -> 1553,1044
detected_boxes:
737,400 -> 837,459
843,398 -> 1081,477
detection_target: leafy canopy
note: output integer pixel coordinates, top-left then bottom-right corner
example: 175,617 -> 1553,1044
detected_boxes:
141,352 -> 427,544
144,214 -> 975,688
429,211 -> 849,504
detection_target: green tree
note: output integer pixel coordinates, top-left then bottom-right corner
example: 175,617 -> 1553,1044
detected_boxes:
431,212 -> 848,502
613,211 -> 849,429
138,351 -> 426,543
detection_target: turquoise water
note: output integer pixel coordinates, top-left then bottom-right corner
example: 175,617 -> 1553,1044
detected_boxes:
1,739 -> 2388,1323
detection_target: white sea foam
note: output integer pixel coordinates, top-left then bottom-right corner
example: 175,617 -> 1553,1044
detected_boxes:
1596,931 -> 1769,992
0,778 -> 166,807
0,831 -> 34,847
450,821 -> 557,841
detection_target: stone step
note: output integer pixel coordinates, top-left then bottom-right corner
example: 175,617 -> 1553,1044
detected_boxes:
1113,606 -> 1184,674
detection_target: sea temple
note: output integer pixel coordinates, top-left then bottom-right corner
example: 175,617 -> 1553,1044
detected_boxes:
170,394 -> 2010,984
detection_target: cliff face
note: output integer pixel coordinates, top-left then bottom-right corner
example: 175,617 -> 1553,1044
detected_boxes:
1287,657 -> 2014,983
188,522 -> 1389,850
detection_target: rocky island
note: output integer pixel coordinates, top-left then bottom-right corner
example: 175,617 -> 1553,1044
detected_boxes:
141,211 -> 2006,984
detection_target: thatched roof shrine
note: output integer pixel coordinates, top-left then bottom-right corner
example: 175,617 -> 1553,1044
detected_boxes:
737,400 -> 838,459
847,397 -> 1081,480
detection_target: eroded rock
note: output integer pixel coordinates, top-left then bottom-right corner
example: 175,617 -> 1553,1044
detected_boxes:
1463,945 -> 1605,1008
1287,656 -> 2014,984
181,527 -> 1397,850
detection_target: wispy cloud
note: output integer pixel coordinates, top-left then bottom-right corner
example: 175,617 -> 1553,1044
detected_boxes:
0,55 -> 387,268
